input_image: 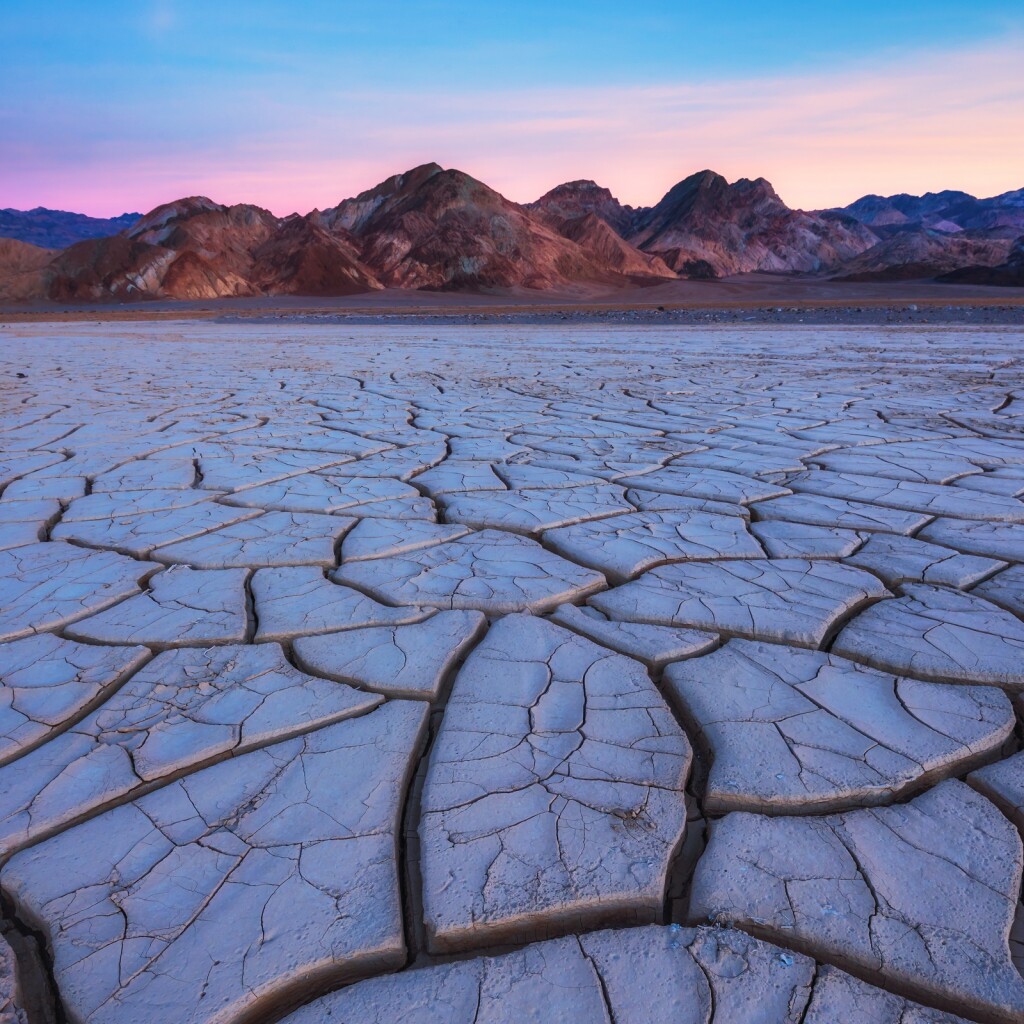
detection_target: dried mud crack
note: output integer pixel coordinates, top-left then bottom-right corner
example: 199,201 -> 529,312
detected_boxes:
0,318 -> 1021,1024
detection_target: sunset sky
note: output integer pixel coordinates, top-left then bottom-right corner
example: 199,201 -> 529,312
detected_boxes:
2,1 -> 1022,216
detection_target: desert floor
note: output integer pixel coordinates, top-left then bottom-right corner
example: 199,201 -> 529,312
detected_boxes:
0,320 -> 1022,1024
3,274 -> 1024,326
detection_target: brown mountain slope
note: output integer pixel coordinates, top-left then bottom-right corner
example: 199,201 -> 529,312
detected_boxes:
937,236 -> 1024,286
833,232 -> 1012,282
528,181 -> 637,236
126,198 -> 278,287
157,251 -> 254,301
324,164 -> 667,290
553,214 -> 675,281
46,235 -> 177,300
320,164 -> 445,236
629,171 -> 878,276
44,198 -> 278,300
0,239 -> 57,301
41,197 -> 385,301
251,217 -> 382,295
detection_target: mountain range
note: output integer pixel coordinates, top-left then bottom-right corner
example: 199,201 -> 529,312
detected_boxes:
835,189 -> 1024,237
1,165 -> 1022,301
0,208 -> 141,249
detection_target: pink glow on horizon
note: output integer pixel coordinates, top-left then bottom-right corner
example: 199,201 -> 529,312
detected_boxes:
3,40 -> 1022,217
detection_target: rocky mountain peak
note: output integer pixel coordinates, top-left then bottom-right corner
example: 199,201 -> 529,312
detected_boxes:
528,180 -> 636,235
126,197 -> 226,239
630,169 -> 877,276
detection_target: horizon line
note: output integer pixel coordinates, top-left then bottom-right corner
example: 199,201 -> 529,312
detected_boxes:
6,162 -> 1023,224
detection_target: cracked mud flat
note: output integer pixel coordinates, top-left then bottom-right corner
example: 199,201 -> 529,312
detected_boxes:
0,320 -> 1021,1024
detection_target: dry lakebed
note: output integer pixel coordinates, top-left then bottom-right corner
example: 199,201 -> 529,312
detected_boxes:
0,319 -> 1021,1023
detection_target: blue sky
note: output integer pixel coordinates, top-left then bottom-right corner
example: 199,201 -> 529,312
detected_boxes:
2,1 -> 1022,215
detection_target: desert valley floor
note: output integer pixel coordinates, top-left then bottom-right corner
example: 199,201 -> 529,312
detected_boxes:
0,320 -> 1022,1024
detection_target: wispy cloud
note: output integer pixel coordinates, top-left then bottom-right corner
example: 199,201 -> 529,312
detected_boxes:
2,38 -> 1021,215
